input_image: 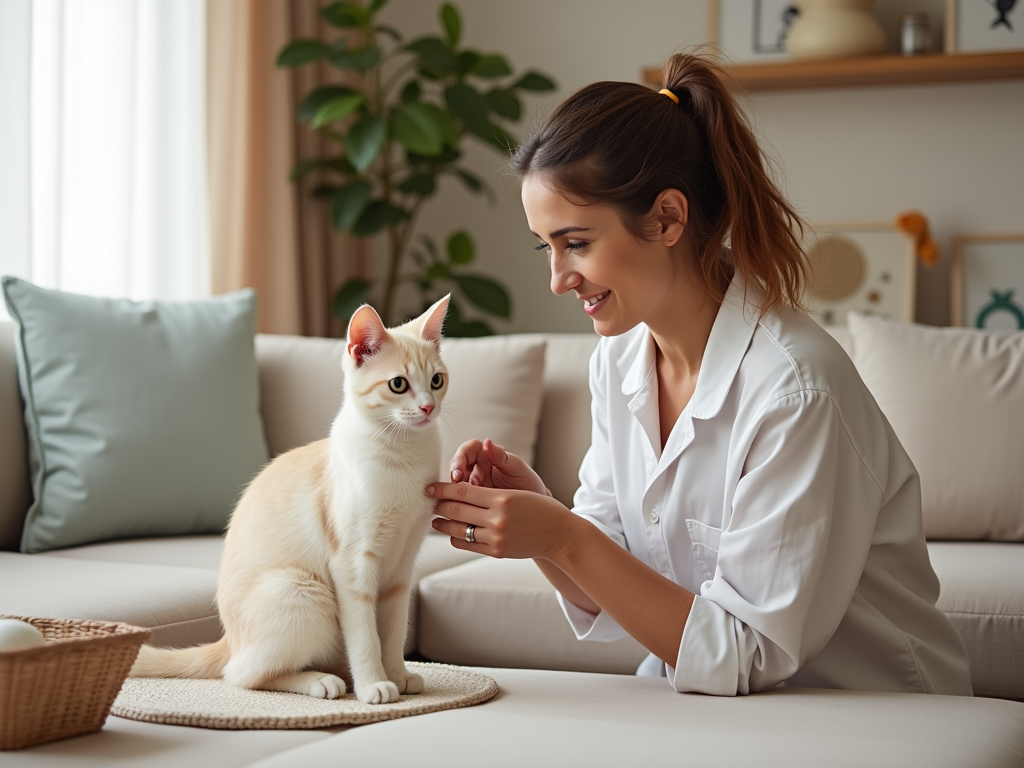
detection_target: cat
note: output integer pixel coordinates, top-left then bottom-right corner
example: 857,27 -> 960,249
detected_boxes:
130,296 -> 450,704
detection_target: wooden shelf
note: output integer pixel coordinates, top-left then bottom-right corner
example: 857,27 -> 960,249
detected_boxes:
642,51 -> 1024,93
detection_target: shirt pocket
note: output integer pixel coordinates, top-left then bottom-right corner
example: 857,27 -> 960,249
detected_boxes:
685,519 -> 721,582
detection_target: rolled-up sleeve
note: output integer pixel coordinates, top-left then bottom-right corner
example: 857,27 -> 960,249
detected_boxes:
671,390 -> 882,695
556,340 -> 630,643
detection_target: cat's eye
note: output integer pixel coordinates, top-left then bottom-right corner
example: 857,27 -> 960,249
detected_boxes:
431,373 -> 444,390
388,377 -> 409,394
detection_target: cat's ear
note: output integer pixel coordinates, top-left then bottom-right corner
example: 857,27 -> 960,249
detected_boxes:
347,304 -> 387,367
416,294 -> 450,346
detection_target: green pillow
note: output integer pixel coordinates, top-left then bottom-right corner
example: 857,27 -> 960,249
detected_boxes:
2,277 -> 269,553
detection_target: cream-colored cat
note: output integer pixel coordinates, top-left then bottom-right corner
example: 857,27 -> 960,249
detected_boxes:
130,297 -> 449,704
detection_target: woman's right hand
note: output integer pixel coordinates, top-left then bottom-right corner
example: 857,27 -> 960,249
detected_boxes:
449,438 -> 550,497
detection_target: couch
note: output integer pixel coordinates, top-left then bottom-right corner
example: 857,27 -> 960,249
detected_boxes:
2,320 -> 1023,767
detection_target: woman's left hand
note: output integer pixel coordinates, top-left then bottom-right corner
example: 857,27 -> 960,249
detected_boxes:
426,482 -> 575,561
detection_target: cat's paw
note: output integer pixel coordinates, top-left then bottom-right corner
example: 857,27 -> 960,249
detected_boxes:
391,670 -> 424,695
308,673 -> 347,699
356,680 -> 400,704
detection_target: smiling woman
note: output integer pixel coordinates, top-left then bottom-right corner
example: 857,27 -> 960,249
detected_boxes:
429,50 -> 975,699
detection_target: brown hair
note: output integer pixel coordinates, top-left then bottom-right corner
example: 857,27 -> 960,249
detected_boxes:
510,51 -> 807,314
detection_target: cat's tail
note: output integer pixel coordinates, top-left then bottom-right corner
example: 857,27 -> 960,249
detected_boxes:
129,637 -> 230,679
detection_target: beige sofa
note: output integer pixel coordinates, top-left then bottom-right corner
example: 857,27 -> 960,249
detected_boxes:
1,321 -> 1023,767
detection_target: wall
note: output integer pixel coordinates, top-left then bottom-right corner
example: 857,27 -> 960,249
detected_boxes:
376,0 -> 1024,331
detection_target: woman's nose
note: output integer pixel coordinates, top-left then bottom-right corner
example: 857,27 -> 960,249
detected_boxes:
549,256 -> 581,296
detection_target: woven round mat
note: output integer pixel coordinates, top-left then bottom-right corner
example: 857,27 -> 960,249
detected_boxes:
111,662 -> 498,729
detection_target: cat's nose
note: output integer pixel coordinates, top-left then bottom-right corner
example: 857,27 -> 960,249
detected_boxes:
420,404 -> 434,416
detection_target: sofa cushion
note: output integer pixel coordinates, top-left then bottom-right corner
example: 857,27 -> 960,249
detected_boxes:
848,312 -> 1024,541
250,667 -> 1024,768
0,552 -> 220,648
44,535 -> 225,570
2,278 -> 270,553
417,557 -> 648,674
929,542 -> 1024,700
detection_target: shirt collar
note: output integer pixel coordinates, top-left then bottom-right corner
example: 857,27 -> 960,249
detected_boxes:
619,271 -> 760,420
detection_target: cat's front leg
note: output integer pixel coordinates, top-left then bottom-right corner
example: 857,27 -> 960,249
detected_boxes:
334,577 -> 400,705
378,581 -> 423,694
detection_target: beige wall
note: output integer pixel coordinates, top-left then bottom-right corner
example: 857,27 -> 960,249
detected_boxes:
376,0 -> 1024,331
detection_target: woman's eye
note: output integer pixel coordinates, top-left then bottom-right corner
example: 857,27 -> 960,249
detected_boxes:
533,242 -> 551,254
388,377 -> 408,394
431,372 -> 444,390
566,240 -> 587,251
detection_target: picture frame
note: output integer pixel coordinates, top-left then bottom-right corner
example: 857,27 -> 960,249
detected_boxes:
951,234 -> 1024,330
708,0 -> 801,63
945,0 -> 1024,53
802,221 -> 917,327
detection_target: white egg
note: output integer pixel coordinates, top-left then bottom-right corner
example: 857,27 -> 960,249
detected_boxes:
0,619 -> 47,652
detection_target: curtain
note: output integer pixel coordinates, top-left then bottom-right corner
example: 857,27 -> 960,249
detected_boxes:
207,0 -> 367,337
0,0 -> 209,316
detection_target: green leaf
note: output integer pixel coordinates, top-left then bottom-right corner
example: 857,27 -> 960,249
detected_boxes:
405,36 -> 457,78
375,24 -> 402,41
454,274 -> 511,318
455,50 -> 481,76
312,184 -> 340,199
472,54 -> 512,79
346,117 -> 387,172
445,82 -> 491,131
310,93 -> 366,129
447,231 -> 474,264
321,2 -> 367,28
443,298 -> 493,337
276,39 -> 333,68
397,173 -> 437,196
290,156 -> 356,180
400,80 -> 421,103
352,200 -> 406,236
391,102 -> 443,156
407,144 -> 461,169
330,46 -> 381,73
512,71 -> 556,91
484,88 -> 521,120
333,278 -> 373,324
426,262 -> 450,280
368,0 -> 389,14
297,86 -> 360,123
467,120 -> 517,153
331,181 -> 372,230
440,3 -> 461,48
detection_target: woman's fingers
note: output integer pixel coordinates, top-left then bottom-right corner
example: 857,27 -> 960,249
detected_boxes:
431,516 -> 491,547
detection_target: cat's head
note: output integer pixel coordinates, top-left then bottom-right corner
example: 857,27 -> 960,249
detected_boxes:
341,295 -> 450,430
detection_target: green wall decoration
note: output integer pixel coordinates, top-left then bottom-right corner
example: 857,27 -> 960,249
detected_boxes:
976,289 -> 1024,330
277,0 -> 556,335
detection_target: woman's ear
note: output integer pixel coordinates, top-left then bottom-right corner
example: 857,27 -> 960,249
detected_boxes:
653,189 -> 689,248
347,304 -> 387,367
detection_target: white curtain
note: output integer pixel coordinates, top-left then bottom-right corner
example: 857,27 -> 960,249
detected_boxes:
0,0 -> 209,319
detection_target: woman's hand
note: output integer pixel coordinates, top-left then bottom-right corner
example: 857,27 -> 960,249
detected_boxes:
449,438 -> 549,497
426,481 -> 576,562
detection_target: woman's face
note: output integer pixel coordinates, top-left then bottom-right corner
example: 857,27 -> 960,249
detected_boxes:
521,174 -> 688,337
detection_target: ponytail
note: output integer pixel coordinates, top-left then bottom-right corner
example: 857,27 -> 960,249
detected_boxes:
511,51 -> 807,314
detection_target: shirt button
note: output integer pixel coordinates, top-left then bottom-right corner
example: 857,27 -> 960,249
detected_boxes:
649,510 -> 660,524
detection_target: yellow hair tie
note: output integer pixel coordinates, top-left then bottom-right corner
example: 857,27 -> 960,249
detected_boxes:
659,88 -> 680,104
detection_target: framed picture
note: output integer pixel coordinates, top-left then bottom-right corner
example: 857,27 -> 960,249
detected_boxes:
951,234 -> 1024,329
802,222 -> 917,327
945,0 -> 1024,53
709,0 -> 801,63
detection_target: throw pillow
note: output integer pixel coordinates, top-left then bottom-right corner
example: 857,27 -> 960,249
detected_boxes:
2,277 -> 269,553
847,312 -> 1024,541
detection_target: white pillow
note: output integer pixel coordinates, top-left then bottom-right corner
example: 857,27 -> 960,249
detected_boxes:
848,312 -> 1024,541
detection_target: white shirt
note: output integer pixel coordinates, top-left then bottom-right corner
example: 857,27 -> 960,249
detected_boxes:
558,274 -> 973,696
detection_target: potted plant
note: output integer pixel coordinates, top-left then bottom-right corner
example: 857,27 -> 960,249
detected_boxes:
276,0 -> 556,335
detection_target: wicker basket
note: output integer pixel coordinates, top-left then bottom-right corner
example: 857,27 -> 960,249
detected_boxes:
0,615 -> 151,750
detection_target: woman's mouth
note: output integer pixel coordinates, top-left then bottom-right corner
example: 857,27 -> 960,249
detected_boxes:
583,290 -> 610,315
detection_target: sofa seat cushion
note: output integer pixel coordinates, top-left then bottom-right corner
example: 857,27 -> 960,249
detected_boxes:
929,542 -> 1024,700
44,535 -> 225,570
0,552 -> 220,648
250,667 -> 1024,768
417,557 -> 648,673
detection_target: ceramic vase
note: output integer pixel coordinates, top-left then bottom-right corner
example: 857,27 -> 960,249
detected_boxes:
786,0 -> 886,60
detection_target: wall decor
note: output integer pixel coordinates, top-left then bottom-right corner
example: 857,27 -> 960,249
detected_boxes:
946,0 -> 1024,53
951,234 -> 1024,330
802,221 -> 917,326
710,0 -> 801,63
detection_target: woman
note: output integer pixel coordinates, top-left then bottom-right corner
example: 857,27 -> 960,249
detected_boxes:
425,53 -> 972,696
